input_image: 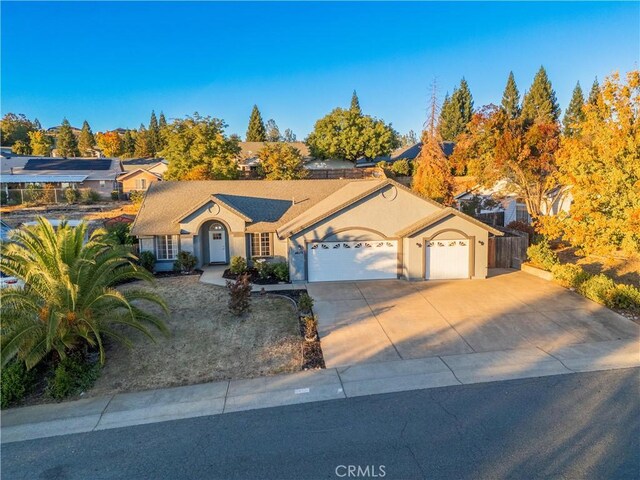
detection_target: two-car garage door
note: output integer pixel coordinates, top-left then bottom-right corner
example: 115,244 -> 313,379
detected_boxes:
308,241 -> 398,282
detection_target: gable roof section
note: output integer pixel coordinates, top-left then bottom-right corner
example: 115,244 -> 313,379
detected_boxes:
117,168 -> 161,181
395,207 -> 503,237
174,194 -> 253,223
131,179 -> 355,236
275,178 -> 445,239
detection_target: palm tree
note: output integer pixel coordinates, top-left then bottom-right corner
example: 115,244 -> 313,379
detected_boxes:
1,218 -> 168,369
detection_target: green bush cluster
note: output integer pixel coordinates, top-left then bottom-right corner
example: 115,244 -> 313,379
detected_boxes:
1,361 -> 36,408
47,353 -> 101,400
174,251 -> 197,273
550,263 -> 590,288
253,259 -> 288,281
230,256 -> 247,275
129,190 -> 145,206
550,263 -> 640,312
111,190 -> 120,201
298,293 -> 314,313
526,241 -> 559,271
64,187 -> 79,204
138,251 -> 157,273
81,189 -> 101,204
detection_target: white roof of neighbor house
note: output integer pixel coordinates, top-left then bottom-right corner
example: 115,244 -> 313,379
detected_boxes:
304,158 -> 355,170
1,174 -> 88,184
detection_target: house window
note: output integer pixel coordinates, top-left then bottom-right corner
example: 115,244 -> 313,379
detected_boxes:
251,233 -> 272,257
99,180 -> 106,187
156,235 -> 178,260
135,178 -> 147,190
516,203 -> 530,224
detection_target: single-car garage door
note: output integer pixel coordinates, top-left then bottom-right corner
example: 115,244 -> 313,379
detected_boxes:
308,240 -> 398,282
425,239 -> 470,280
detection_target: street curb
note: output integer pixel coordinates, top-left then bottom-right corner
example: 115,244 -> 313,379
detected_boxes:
1,339 -> 638,444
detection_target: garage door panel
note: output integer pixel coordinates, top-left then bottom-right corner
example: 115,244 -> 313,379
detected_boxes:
308,241 -> 398,282
425,239 -> 470,280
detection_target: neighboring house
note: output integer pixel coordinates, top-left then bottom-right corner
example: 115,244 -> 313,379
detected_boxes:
118,158 -> 168,193
236,142 -> 311,172
131,178 -> 502,281
456,180 -> 573,227
356,141 -> 455,168
0,157 -> 122,199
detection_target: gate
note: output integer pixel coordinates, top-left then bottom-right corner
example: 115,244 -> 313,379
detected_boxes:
488,230 -> 528,268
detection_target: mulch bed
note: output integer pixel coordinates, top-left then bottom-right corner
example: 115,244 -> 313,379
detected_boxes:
154,269 -> 203,278
223,268 -> 289,285
263,289 -> 326,370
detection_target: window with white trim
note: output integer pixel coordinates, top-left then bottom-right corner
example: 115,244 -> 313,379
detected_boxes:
156,235 -> 178,260
135,178 -> 147,190
99,180 -> 106,187
251,233 -> 272,257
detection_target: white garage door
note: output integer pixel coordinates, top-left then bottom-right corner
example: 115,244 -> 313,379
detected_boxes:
308,241 -> 398,282
425,239 -> 470,280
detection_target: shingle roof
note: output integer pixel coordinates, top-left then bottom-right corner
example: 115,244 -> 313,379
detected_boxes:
239,142 -> 311,160
395,207 -> 503,237
121,158 -> 167,172
131,179 -> 366,236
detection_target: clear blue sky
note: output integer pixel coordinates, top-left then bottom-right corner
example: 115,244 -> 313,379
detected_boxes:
2,2 -> 638,138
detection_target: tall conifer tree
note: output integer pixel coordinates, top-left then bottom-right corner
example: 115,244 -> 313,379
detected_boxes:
246,105 -> 266,142
78,120 -> 96,156
521,66 -> 560,123
350,90 -> 362,114
587,78 -> 600,105
56,118 -> 80,157
563,82 -> 586,136
501,71 -> 521,119
148,110 -> 160,155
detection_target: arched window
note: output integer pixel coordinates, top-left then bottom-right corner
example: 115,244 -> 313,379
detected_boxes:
209,222 -> 224,231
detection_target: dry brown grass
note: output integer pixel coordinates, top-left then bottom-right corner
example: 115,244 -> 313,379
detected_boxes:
89,276 -> 302,397
556,248 -> 640,288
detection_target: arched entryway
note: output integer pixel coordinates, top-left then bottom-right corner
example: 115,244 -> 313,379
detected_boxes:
200,220 -> 229,264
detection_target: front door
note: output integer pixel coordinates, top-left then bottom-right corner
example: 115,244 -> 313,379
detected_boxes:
208,224 -> 227,263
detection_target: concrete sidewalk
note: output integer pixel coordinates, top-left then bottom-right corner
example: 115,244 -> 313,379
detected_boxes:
199,265 -> 306,292
2,338 -> 638,444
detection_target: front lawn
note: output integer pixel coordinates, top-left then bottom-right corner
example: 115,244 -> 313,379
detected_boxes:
88,276 -> 302,397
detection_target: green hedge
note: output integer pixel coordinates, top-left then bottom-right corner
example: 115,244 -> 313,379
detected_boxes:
527,241 -> 559,271
47,353 -> 101,399
1,361 -> 36,408
549,263 -> 640,312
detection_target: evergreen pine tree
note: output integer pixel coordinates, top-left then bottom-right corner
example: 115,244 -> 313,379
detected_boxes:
456,78 -> 474,126
78,120 -> 96,156
134,124 -> 152,157
158,112 -> 167,129
350,90 -> 362,114
587,78 -> 600,105
283,128 -> 296,142
56,118 -> 80,157
563,82 -> 586,137
148,110 -> 160,156
521,66 -> 561,123
438,93 -> 460,141
246,105 -> 266,142
122,130 -> 136,158
501,71 -> 521,119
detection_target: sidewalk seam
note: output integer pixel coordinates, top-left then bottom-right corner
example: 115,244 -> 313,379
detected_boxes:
437,356 -> 464,385
92,394 -> 115,431
221,380 -> 231,414
355,283 -> 403,360
535,346 -> 577,373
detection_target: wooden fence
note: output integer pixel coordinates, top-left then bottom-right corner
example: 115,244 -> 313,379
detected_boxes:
238,168 -> 381,180
488,229 -> 529,268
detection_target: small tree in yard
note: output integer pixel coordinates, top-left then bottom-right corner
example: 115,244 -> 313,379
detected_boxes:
227,273 -> 252,315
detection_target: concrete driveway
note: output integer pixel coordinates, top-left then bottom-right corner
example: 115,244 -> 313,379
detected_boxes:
307,269 -> 640,368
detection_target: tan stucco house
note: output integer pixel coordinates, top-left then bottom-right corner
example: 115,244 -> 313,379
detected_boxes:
131,178 -> 502,281
118,159 -> 168,193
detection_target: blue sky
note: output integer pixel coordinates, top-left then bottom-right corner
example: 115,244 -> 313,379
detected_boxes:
2,2 -> 638,138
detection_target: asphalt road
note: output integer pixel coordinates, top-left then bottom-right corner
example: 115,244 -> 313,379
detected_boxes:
2,368 -> 639,480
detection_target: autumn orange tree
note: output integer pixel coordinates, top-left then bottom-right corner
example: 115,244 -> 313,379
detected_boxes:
540,71 -> 640,255
452,105 -> 561,220
412,83 -> 455,205
96,131 -> 123,157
